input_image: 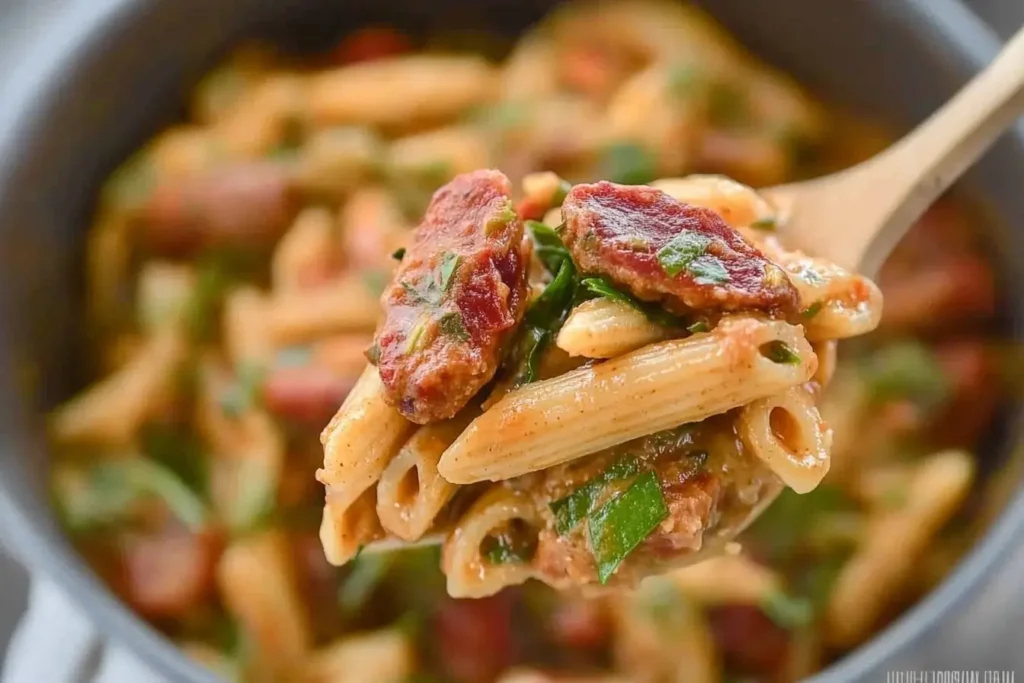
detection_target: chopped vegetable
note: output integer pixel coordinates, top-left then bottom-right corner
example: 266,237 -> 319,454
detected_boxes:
219,362 -> 267,418
801,301 -> 823,319
656,232 -> 710,277
439,311 -> 469,341
551,178 -> 573,207
750,216 -> 778,231
402,252 -> 461,306
550,457 -> 642,535
184,258 -> 232,342
687,255 -> 731,285
392,247 -> 407,261
687,320 -> 711,334
339,553 -> 393,615
140,423 -> 207,498
588,471 -> 669,584
862,341 -> 951,413
760,590 -> 814,630
761,340 -> 801,365
600,142 -> 658,186
578,276 -> 681,328
482,534 -> 535,565
526,220 -> 571,273
744,485 -> 854,561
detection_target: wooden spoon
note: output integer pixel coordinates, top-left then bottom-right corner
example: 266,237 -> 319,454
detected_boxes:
765,24 -> 1024,276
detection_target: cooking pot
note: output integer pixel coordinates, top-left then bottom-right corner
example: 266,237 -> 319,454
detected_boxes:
0,0 -> 1021,681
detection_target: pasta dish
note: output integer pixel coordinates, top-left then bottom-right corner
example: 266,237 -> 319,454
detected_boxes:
47,1 -> 1002,681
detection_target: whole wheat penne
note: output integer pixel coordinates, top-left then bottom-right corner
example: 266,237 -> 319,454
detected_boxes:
668,554 -> 782,605
271,207 -> 337,292
224,286 -> 274,367
556,298 -> 668,358
308,55 -> 497,128
738,384 -> 831,493
320,485 -> 385,566
438,316 -> 816,484
442,486 -> 541,598
826,450 -> 974,647
217,531 -> 311,677
387,125 -> 492,179
266,274 -> 381,347
300,630 -> 414,683
50,326 -> 185,446
377,415 -> 473,541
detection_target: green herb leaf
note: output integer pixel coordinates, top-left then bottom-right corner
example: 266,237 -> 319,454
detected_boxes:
512,326 -> 550,387
404,314 -> 431,354
439,252 -> 461,291
483,534 -> 535,565
526,220 -> 571,274
600,142 -> 658,186
185,258 -> 231,342
219,362 -> 267,418
687,320 -> 711,334
656,232 -> 710,277
761,591 -> 814,630
139,423 -> 207,497
552,178 -> 573,207
688,255 -> 731,285
861,341 -> 951,413
486,200 -> 517,236
761,340 -> 801,365
550,457 -> 642,535
750,216 -> 778,231
744,485 -> 854,561
439,311 -> 469,341
801,301 -> 824,320
339,553 -> 392,615
103,458 -> 209,531
579,276 -> 682,328
391,247 -> 407,261
588,471 -> 669,584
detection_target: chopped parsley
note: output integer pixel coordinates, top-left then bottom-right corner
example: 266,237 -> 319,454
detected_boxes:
761,340 -> 802,365
439,311 -> 469,341
657,232 -> 731,285
219,362 -> 267,418
579,276 -> 682,328
600,142 -> 658,186
486,200 -> 517,235
482,533 -> 535,565
550,457 -> 642,535
401,251 -> 461,306
801,301 -> 824,320
588,471 -> 669,584
391,247 -> 406,261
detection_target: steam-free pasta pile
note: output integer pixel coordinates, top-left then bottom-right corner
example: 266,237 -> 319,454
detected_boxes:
49,1 -> 1003,681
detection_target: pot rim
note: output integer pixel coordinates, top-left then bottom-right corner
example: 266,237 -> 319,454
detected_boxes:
0,1 -> 1020,682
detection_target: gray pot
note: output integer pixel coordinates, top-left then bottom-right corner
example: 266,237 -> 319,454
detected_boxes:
0,1 -> 1020,681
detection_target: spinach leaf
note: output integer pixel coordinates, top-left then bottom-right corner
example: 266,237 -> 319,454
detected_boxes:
761,340 -> 802,365
219,361 -> 267,418
579,276 -> 682,328
600,142 -> 658,186
526,220 -> 571,273
550,457 -> 642,535
861,341 -> 951,413
339,553 -> 393,615
588,470 -> 668,584
482,535 -> 535,565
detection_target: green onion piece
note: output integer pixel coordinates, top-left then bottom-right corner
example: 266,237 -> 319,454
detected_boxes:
687,320 -> 711,334
761,590 -> 814,630
750,216 -> 778,231
687,255 -> 731,285
761,340 -> 801,365
600,142 -> 658,186
391,247 -> 406,261
550,457 -> 641,535
801,301 -> 824,320
219,362 -> 266,418
339,553 -> 392,615
589,471 -> 669,584
656,232 -> 710,277
439,311 -> 469,341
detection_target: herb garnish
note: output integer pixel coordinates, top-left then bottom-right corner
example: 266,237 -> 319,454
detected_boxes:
588,471 -> 669,584
761,340 -> 802,365
801,301 -> 824,320
687,320 -> 711,334
391,247 -> 406,261
482,534 -> 535,565
401,251 -> 461,306
600,142 -> 658,186
761,590 -> 815,630
750,216 -> 778,231
439,311 -> 469,341
219,362 -> 267,418
550,457 -> 642,534
578,276 -> 682,328
861,341 -> 951,413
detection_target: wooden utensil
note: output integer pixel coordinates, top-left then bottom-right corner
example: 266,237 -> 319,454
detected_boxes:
765,24 -> 1024,275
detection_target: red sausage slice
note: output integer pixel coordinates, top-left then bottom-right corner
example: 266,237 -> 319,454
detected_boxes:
372,170 -> 528,424
560,181 -> 799,317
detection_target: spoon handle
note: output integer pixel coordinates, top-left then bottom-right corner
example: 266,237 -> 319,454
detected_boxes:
785,25 -> 1024,274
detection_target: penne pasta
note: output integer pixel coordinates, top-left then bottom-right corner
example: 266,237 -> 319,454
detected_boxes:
293,126 -> 381,198
136,262 -> 196,333
442,486 -> 541,598
668,553 -> 782,605
825,450 -> 974,647
300,630 -> 414,683
376,415 -> 472,541
387,125 -> 493,179
224,286 -> 274,367
213,72 -> 309,158
652,174 -> 776,229
49,326 -> 185,446
307,55 -> 497,129
500,33 -> 560,101
271,206 -> 338,292
265,274 -> 381,347
737,384 -> 831,493
439,316 -> 816,484
320,485 -> 385,566
556,298 -> 668,358
217,531 -> 312,677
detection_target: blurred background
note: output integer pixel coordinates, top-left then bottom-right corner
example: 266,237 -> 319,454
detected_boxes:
0,0 -> 1021,679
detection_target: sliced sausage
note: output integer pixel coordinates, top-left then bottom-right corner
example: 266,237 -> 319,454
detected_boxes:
707,604 -> 790,675
120,527 -> 222,620
139,162 -> 297,256
435,594 -> 514,683
262,364 -> 358,426
560,181 -> 799,317
372,170 -> 528,424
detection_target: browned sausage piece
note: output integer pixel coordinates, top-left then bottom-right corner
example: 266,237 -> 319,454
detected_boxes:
138,162 -> 297,256
120,527 -> 222,620
560,181 -> 799,317
372,170 -> 528,424
262,364 -> 358,426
